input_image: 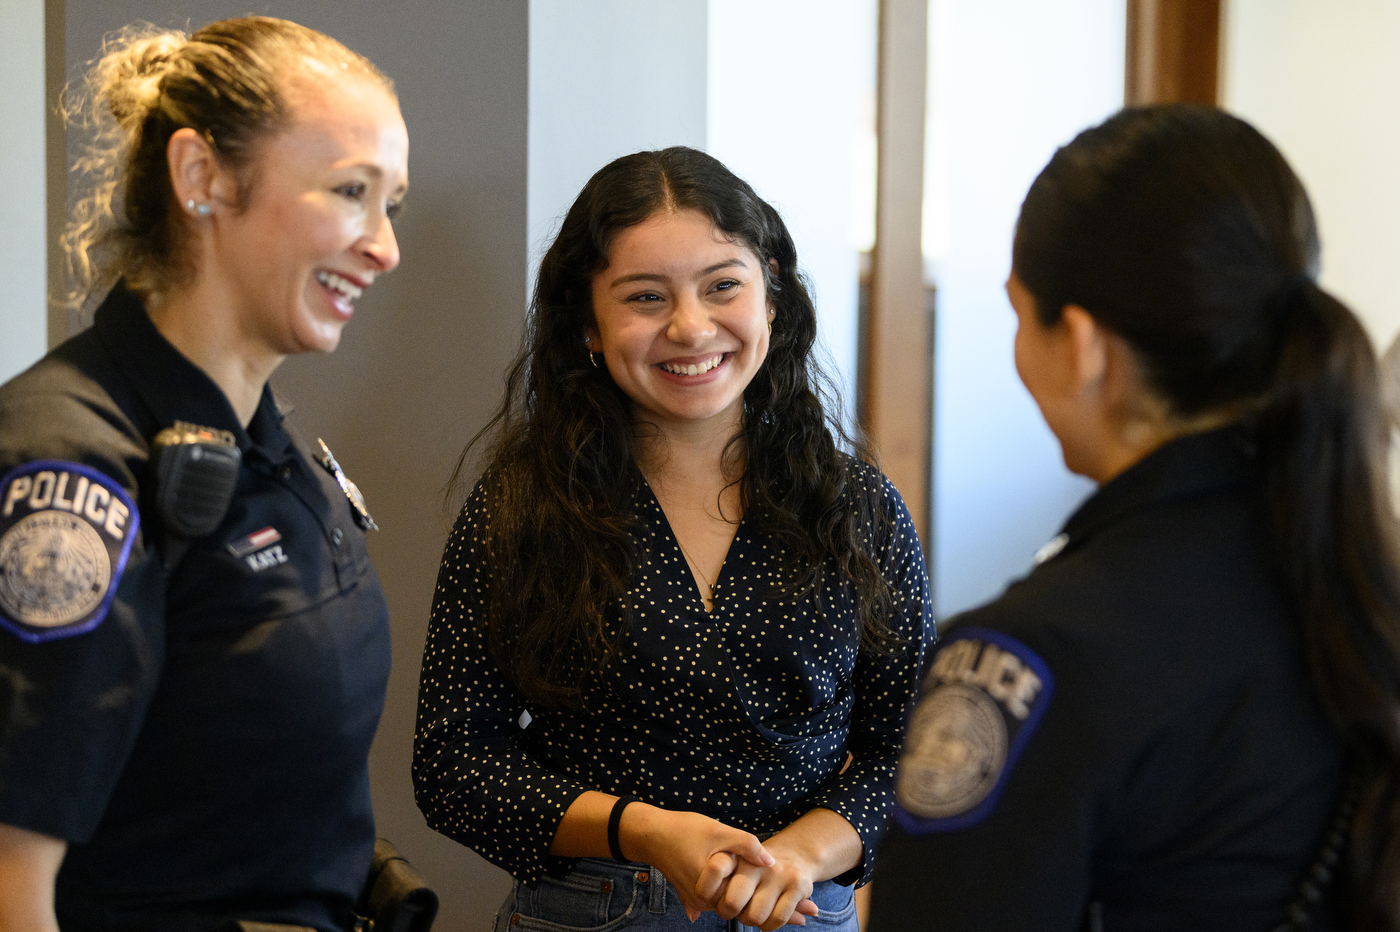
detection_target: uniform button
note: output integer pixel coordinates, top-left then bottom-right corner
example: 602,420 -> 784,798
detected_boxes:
331,527 -> 343,547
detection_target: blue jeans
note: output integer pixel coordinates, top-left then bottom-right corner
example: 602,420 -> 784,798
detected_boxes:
493,858 -> 859,932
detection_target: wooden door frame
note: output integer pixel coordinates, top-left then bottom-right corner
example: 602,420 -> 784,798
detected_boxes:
861,0 -> 931,548
1126,0 -> 1222,106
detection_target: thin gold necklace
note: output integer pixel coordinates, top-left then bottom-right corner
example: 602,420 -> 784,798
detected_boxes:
674,535 -> 718,606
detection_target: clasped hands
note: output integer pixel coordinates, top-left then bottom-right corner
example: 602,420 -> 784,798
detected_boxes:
632,809 -> 821,930
693,847 -> 820,930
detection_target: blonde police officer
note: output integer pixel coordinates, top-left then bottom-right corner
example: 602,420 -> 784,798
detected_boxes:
0,17 -> 407,932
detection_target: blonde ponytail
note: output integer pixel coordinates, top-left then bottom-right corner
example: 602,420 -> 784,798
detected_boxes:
62,26 -> 188,309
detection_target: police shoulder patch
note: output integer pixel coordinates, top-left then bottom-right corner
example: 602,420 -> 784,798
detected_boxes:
894,626 -> 1053,832
0,461 -> 140,642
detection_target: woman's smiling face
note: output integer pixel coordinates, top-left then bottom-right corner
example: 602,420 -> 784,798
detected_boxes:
588,208 -> 776,437
206,69 -> 409,358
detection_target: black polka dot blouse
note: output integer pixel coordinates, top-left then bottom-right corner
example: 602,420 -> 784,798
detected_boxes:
412,459 -> 934,886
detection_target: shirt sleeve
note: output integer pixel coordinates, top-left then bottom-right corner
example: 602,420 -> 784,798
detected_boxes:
412,482 -> 593,883
865,604 -> 1094,930
801,473 -> 936,885
0,388 -> 166,842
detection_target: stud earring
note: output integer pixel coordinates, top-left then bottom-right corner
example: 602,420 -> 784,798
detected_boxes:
186,199 -> 212,217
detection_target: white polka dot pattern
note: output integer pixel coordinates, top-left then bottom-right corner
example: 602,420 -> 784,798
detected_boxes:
412,459 -> 933,885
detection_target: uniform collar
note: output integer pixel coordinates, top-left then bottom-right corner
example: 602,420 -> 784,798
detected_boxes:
1049,425 -> 1257,561
92,282 -> 294,463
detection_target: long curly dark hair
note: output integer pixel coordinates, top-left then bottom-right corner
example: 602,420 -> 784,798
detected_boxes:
452,146 -> 897,709
1015,104 -> 1400,931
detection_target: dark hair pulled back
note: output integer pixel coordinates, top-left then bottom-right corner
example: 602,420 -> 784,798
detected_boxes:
1015,104 -> 1400,930
63,16 -> 392,305
453,146 -> 896,709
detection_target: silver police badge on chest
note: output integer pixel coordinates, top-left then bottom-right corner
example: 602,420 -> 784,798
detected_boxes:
316,439 -> 378,531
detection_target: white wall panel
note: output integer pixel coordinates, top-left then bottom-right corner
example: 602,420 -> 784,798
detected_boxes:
527,0 -> 708,291
928,0 -> 1125,616
1223,0 -> 1400,348
706,0 -> 875,415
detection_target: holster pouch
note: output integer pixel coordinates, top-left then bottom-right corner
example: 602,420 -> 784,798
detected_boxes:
358,838 -> 440,932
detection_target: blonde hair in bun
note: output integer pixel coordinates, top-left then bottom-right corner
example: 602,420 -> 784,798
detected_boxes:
61,17 -> 393,308
96,30 -> 186,127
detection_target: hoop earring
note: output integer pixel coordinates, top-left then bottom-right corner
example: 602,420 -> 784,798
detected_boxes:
590,352 -> 601,368
186,199 -> 212,217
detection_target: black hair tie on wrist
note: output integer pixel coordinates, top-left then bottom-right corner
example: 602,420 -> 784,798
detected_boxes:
608,795 -> 639,864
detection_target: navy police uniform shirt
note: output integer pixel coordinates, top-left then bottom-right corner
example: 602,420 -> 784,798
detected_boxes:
870,427 -> 1344,932
0,285 -> 392,932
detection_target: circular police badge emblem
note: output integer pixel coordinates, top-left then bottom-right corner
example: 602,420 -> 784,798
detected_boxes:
897,683 -> 1009,819
0,510 -> 111,628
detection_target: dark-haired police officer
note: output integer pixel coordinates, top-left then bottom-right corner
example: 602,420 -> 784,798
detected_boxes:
868,428 -> 1344,932
0,284 -> 391,931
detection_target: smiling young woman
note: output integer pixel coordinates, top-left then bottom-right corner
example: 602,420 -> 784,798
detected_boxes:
415,147 -> 934,932
586,208 -> 776,442
583,207 -> 779,606
0,17 -> 407,932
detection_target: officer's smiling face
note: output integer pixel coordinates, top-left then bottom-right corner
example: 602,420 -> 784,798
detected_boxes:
207,65 -> 409,358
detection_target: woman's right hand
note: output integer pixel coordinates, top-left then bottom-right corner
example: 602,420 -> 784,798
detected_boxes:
620,805 -> 775,920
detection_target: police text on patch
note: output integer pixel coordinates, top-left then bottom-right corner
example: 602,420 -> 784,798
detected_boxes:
3,470 -> 130,540
926,637 -> 1043,720
894,628 -> 1055,830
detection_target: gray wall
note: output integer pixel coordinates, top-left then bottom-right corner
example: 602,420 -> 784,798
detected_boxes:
64,3 -> 526,927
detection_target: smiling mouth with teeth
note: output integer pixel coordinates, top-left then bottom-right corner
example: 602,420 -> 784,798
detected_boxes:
660,354 -> 725,377
316,270 -> 364,302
